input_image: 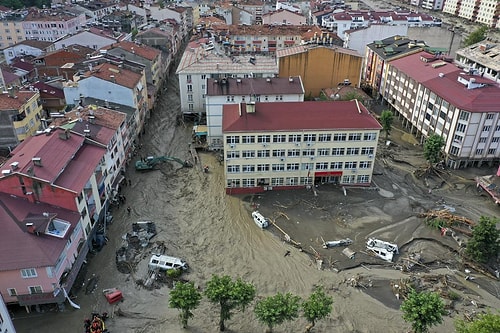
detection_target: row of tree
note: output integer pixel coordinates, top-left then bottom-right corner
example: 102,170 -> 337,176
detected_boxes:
169,274 -> 333,332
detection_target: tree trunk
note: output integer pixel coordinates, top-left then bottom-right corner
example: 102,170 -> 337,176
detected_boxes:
305,321 -> 315,332
219,319 -> 225,331
181,310 -> 188,329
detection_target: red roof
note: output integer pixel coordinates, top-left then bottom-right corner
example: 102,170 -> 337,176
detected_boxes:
0,193 -> 81,271
390,51 -> 458,82
223,101 -> 381,133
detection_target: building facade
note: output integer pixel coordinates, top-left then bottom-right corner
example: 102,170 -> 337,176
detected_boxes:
222,101 -> 381,194
455,41 -> 500,83
205,76 -> 305,150
384,51 -> 500,168
443,0 -> 500,28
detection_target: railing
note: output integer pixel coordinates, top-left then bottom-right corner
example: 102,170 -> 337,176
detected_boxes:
17,290 -> 66,306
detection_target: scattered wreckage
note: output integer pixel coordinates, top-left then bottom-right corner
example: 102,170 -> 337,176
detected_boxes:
116,221 -> 157,273
322,238 -> 353,249
366,238 -> 399,262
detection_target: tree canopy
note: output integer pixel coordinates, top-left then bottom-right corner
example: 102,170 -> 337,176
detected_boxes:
302,286 -> 333,332
401,289 -> 446,333
254,292 -> 301,333
423,134 -> 445,164
466,216 -> 500,263
463,25 -> 488,47
0,0 -> 50,10
455,312 -> 500,333
205,274 -> 256,331
168,281 -> 202,328
380,110 -> 394,140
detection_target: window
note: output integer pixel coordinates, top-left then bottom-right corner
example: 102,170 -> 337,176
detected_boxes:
257,164 -> 269,171
187,84 -> 192,92
332,148 -> 345,156
227,165 -> 240,173
363,132 -> 377,141
346,148 -> 359,155
357,175 -> 370,183
301,163 -> 314,171
459,111 -> 469,121
348,133 -> 362,141
488,148 -> 496,155
272,134 -> 286,143
486,113 -> 494,120
226,136 -> 240,144
476,149 -> 484,155
300,177 -> 313,185
330,161 -> 343,169
257,150 -> 270,158
271,178 -> 284,186
272,149 -> 285,157
187,94 -> 193,102
186,74 -> 192,82
188,104 -> 194,111
242,135 -> 255,144
286,177 -> 299,185
21,268 -> 37,278
227,179 -> 240,187
287,163 -> 299,171
242,150 -> 255,158
257,135 -> 271,143
318,148 -> 329,156
456,123 -> 466,133
330,120 -> 351,137
242,165 -> 255,172
359,161 -> 372,169
29,286 -> 43,294
304,134 -> 316,142
345,161 -> 357,169
302,149 -> 315,156
450,146 -> 460,155
492,137 -> 500,143
201,75 -> 206,80
287,149 -> 300,157
272,164 -> 285,171
361,147 -> 374,155
227,151 -> 240,158
288,134 -> 301,142
342,175 -> 356,184
496,125 -> 500,131
8,288 -> 17,296
479,137 -> 487,143
483,125 -> 491,132
242,179 -> 255,187
315,162 -> 328,170
318,133 -> 331,142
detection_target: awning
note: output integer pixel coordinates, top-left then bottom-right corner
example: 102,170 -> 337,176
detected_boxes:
314,171 -> 343,177
193,125 -> 208,137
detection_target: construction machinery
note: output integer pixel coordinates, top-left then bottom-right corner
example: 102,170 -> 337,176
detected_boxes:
135,156 -> 193,171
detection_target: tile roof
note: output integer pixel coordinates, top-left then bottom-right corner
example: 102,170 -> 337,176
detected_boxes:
11,60 -> 35,72
206,76 -> 304,96
211,24 -> 326,37
0,193 -> 81,271
14,39 -> 53,50
32,82 -> 65,99
223,101 -> 382,133
86,62 -> 142,89
389,51 -> 459,82
103,40 -> 161,61
0,91 -> 37,110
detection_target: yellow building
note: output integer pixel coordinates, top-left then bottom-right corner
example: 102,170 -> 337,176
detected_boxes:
0,21 -> 25,49
277,45 -> 363,98
0,90 -> 43,149
222,101 -> 381,194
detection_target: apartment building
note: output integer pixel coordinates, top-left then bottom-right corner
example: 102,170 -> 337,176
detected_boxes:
205,76 -> 305,150
0,89 -> 43,150
455,41 -> 500,83
176,44 -> 278,116
0,12 -> 25,49
277,44 -> 363,97
222,101 -> 381,194
421,0 -> 445,11
384,51 -> 500,168
22,8 -> 86,42
3,39 -> 54,65
443,0 -> 500,28
262,9 -> 308,25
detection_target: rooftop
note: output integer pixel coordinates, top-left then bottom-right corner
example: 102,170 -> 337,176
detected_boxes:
103,40 -> 161,61
367,35 -> 427,60
456,41 -> 500,72
276,44 -> 361,58
206,76 -> 304,96
223,101 -> 382,133
85,62 -> 142,89
0,193 -> 81,271
0,91 -> 37,110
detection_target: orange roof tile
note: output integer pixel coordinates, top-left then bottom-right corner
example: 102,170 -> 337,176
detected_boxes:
0,91 -> 37,110
86,63 -> 142,89
104,41 -> 160,61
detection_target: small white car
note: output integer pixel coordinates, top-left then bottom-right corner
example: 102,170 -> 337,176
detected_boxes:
149,254 -> 188,271
252,211 -> 270,229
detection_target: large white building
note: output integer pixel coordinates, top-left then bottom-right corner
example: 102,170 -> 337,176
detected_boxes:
384,51 -> 500,168
222,101 -> 382,194
176,43 -> 278,116
443,0 -> 500,28
205,76 -> 305,150
455,41 -> 500,83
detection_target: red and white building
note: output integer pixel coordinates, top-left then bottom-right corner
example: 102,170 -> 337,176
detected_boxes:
222,101 -> 381,194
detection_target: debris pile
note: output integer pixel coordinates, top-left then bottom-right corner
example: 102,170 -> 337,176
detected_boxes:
115,221 -> 157,273
419,209 -> 475,236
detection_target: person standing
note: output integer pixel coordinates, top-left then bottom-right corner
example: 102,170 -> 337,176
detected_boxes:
127,206 -> 131,215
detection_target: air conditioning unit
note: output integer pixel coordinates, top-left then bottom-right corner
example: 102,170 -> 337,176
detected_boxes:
310,156 -> 315,160
262,143 -> 268,147
306,142 -> 312,146
295,142 -> 300,147
352,169 -> 357,173
230,144 -> 235,149
368,154 -> 374,158
280,157 -> 285,161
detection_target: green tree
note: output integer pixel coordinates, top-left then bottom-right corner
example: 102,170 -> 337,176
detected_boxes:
401,290 -> 446,333
466,216 -> 500,263
302,286 -> 333,332
455,312 -> 500,333
254,292 -> 301,333
205,274 -> 256,331
423,134 -> 445,164
168,281 -> 202,329
341,91 -> 364,102
463,25 -> 488,47
380,110 -> 394,140
131,28 -> 139,41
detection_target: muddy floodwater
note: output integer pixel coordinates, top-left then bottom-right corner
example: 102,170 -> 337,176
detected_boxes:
13,56 -> 500,333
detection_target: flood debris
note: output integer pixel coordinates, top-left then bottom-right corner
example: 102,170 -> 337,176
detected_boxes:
321,237 -> 353,249
115,221 -> 158,274
366,238 -> 399,262
419,209 -> 475,236
342,247 -> 356,259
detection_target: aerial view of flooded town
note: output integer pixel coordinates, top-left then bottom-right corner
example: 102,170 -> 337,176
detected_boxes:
0,0 -> 499,332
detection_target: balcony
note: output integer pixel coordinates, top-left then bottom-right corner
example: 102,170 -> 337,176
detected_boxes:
17,290 -> 66,306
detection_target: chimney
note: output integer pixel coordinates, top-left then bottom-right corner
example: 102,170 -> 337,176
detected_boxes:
110,75 -> 116,83
289,76 -> 293,82
26,223 -> 35,234
32,157 -> 42,166
266,78 -> 271,83
10,161 -> 19,170
59,129 -> 71,140
8,87 -> 15,98
246,102 -> 256,113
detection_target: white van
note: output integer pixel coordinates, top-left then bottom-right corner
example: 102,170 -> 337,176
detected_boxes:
251,211 -> 269,229
149,254 -> 188,271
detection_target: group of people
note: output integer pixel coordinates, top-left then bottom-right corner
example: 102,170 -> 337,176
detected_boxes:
84,312 -> 109,333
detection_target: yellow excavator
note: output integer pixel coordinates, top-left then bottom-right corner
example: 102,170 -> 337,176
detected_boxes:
135,156 -> 193,171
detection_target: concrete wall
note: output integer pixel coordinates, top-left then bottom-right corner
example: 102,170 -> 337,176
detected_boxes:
407,26 -> 464,56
